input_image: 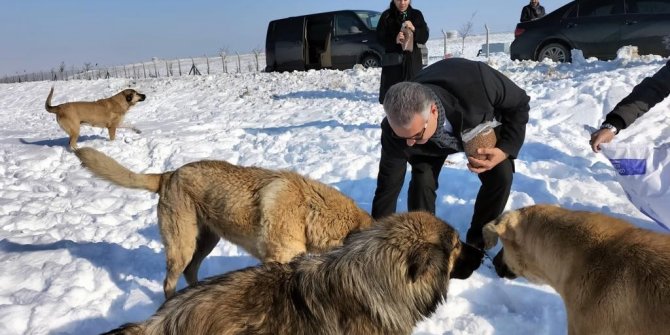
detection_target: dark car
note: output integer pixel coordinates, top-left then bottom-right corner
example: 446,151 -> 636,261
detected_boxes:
511,0 -> 670,62
265,10 -> 427,72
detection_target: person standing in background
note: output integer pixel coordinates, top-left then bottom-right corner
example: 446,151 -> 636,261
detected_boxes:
377,0 -> 429,104
520,0 -> 546,22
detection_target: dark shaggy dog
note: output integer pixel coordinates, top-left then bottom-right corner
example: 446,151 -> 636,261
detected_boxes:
103,212 -> 482,335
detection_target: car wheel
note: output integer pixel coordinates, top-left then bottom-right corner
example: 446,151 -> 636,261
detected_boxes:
537,43 -> 570,62
361,55 -> 380,68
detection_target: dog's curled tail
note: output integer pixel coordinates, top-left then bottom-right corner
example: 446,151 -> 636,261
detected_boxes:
100,323 -> 146,335
45,86 -> 58,113
75,147 -> 161,193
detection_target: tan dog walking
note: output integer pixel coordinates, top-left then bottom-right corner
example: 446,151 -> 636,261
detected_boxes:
483,205 -> 670,335
74,147 -> 373,299
101,212 -> 483,335
45,87 -> 145,149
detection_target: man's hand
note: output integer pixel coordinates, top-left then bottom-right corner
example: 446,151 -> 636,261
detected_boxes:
589,128 -> 615,153
467,147 -> 509,173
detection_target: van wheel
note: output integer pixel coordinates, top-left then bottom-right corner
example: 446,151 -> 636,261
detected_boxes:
537,43 -> 570,62
361,55 -> 380,68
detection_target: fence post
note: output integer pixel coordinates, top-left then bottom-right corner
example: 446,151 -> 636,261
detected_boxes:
221,53 -> 227,73
236,52 -> 241,73
485,24 -> 490,59
206,55 -> 210,75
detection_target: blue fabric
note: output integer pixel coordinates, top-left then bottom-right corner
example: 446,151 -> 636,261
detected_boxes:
609,159 -> 647,176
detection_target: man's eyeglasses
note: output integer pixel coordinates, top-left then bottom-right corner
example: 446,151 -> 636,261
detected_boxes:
391,120 -> 428,141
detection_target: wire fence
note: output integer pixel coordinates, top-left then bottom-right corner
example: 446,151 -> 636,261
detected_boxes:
0,52 -> 267,84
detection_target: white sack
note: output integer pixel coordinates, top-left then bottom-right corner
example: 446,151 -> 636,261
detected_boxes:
600,142 -> 670,230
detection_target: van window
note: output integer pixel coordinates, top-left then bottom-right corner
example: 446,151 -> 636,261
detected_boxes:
355,11 -> 381,30
626,0 -> 670,13
335,12 -> 365,36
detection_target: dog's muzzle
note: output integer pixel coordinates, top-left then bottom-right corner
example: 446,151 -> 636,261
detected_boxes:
450,241 -> 485,279
492,249 -> 517,279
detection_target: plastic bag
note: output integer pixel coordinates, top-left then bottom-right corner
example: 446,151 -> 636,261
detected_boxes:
600,142 -> 670,230
401,22 -> 414,52
461,120 -> 501,159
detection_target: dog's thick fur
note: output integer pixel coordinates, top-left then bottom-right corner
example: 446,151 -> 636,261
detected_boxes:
45,87 -> 146,149
102,212 -> 482,335
483,204 -> 670,335
74,147 -> 373,298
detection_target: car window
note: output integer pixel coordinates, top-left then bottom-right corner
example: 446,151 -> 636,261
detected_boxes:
625,0 -> 670,13
564,3 -> 579,18
335,13 -> 365,36
579,0 -> 624,16
355,11 -> 381,30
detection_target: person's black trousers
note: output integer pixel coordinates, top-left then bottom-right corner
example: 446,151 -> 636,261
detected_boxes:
466,158 -> 513,248
372,152 -> 513,248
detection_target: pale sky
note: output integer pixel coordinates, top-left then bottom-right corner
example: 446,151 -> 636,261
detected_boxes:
0,0 -> 566,76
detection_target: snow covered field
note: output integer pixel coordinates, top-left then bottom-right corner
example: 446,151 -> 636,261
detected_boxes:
0,34 -> 668,334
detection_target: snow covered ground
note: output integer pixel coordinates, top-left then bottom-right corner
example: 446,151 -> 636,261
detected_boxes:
0,33 -> 668,334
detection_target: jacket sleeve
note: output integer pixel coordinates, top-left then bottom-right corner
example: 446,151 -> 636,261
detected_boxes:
605,60 -> 670,130
479,63 -> 530,159
520,7 -> 530,22
411,10 -> 429,44
377,11 -> 396,49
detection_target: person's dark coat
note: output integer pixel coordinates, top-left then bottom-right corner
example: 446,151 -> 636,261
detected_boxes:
407,58 -> 529,158
377,3 -> 429,104
605,59 -> 670,130
520,3 -> 546,22
372,58 -> 530,220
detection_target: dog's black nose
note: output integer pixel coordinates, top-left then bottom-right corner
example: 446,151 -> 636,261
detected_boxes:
139,94 -> 146,101
450,242 -> 484,279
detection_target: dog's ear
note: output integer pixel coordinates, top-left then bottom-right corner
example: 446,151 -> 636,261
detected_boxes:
482,222 -> 500,250
406,244 -> 435,282
483,211 -> 518,249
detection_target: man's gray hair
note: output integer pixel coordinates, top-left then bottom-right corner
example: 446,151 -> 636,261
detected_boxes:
383,82 -> 434,128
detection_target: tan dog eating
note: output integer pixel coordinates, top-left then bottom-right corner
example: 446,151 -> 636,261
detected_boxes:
483,204 -> 670,335
74,147 -> 373,299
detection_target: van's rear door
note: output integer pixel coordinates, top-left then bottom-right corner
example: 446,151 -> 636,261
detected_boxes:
274,17 -> 306,72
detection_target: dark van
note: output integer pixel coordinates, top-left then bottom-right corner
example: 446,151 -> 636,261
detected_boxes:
265,10 -> 426,72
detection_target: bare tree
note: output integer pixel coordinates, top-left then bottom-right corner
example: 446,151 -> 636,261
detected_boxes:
458,11 -> 477,56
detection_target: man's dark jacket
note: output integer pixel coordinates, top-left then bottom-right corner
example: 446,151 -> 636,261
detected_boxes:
604,59 -> 670,130
380,58 -> 530,159
520,4 -> 546,22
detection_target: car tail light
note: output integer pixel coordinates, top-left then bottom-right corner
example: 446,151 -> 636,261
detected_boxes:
514,28 -> 525,38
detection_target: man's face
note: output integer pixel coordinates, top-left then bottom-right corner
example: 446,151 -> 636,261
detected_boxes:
531,0 -> 539,6
389,104 -> 437,146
